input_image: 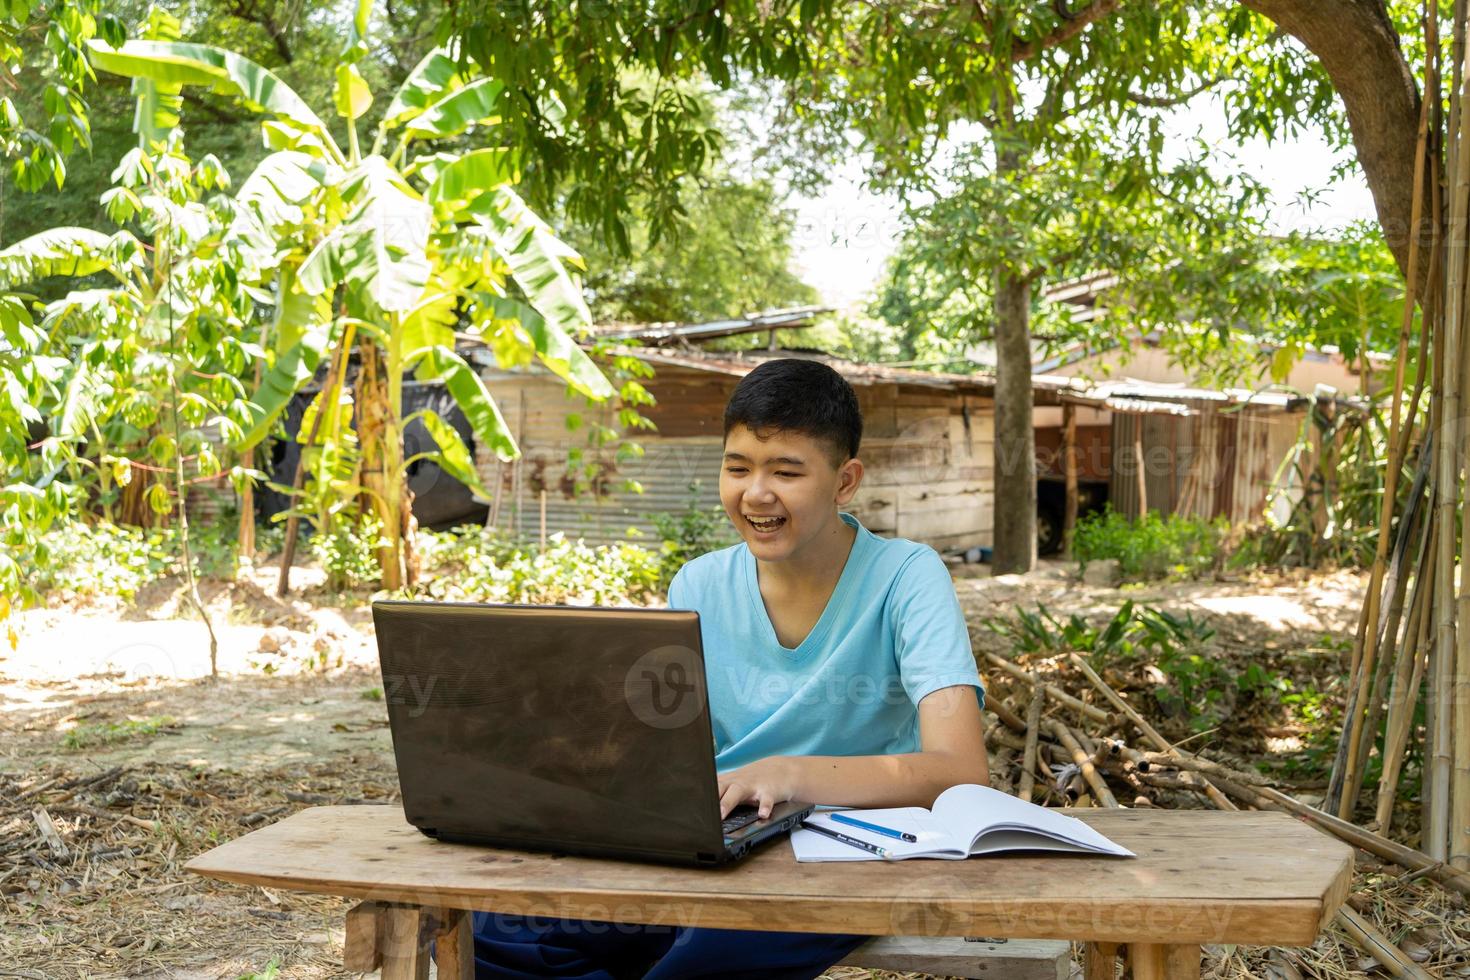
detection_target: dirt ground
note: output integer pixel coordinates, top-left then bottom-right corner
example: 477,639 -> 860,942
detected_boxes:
0,558 -> 1458,979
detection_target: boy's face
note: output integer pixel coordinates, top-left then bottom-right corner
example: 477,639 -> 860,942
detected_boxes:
720,424 -> 863,563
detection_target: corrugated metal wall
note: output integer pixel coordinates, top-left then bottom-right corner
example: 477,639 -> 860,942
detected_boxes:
1109,412 -> 1192,518
1109,404 -> 1306,524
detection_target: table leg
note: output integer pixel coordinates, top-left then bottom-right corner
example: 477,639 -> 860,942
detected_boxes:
343,901 -> 383,971
380,905 -> 430,980
432,908 -> 476,980
1125,942 -> 1200,979
1084,941 -> 1119,979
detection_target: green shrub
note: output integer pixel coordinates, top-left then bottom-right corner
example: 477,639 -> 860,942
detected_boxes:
31,522 -> 177,601
308,516 -> 384,590
648,483 -> 735,588
28,516 -> 276,603
1072,507 -> 1226,581
421,529 -> 664,606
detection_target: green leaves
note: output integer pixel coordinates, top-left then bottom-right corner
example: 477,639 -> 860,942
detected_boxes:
379,49 -> 461,132
238,268 -> 333,451
419,409 -> 489,498
334,64 -> 373,121
422,346 -> 518,462
87,40 -> 342,162
403,77 -> 504,141
482,297 -> 612,401
0,228 -> 124,287
298,156 -> 431,314
471,186 -> 608,398
425,148 -> 519,210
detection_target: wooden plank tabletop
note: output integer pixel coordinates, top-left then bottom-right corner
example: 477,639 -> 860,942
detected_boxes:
185,805 -> 1353,946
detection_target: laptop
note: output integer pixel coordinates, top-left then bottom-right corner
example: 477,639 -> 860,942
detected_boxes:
371,600 -> 813,866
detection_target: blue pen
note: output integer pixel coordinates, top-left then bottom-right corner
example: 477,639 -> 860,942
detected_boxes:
830,812 -> 919,843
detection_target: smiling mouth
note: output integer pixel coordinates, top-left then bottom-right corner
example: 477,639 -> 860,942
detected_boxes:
745,515 -> 787,533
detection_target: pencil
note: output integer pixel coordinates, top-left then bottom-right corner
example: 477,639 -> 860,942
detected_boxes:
801,820 -> 893,859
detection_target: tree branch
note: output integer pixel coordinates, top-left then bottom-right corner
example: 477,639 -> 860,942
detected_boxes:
181,91 -> 248,125
1010,0 -> 1122,61
1126,75 -> 1230,108
227,0 -> 295,64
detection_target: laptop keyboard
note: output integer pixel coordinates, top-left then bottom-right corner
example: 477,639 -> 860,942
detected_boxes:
721,806 -> 760,835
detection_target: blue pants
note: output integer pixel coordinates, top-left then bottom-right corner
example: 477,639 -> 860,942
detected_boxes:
472,911 -> 866,979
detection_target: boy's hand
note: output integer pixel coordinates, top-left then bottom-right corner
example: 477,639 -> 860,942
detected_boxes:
718,757 -> 799,820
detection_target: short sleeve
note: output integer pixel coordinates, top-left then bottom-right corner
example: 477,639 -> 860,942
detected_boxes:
890,549 -> 985,711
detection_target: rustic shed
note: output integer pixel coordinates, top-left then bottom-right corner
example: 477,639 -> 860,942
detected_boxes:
471,346 -> 997,553
1032,376 -> 1311,529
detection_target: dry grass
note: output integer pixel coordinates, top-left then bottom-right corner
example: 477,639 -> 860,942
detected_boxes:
3,564 -> 1462,979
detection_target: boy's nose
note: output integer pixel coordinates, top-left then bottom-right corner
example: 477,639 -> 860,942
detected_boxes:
744,479 -> 778,503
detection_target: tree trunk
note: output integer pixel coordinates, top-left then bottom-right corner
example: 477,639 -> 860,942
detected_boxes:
992,267 -> 1037,574
1062,402 -> 1077,557
357,339 -> 405,590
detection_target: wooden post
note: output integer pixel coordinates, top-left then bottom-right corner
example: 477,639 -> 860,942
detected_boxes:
343,901 -> 382,971
1125,943 -> 1198,980
539,488 -> 548,549
380,905 -> 429,980
1132,420 -> 1147,516
488,460 -> 504,529
1062,402 -> 1078,556
1083,941 -> 1118,979
432,908 -> 476,980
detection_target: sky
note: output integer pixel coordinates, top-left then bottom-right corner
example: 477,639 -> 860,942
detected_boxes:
786,95 -> 1380,312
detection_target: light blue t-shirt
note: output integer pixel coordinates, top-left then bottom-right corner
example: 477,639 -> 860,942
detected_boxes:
667,512 -> 985,773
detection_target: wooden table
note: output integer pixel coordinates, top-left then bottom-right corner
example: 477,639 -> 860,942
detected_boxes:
186,805 -> 1353,980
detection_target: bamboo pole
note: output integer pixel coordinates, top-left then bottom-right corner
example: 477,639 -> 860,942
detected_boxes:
989,697 -> 1027,733
1334,19 -> 1434,822
983,653 -> 1116,725
1455,6 -> 1470,869
1050,719 -> 1119,808
1335,907 -> 1438,980
1066,654 -> 1237,811
1132,423 -> 1147,515
1337,459 -> 1431,815
277,322 -> 355,597
1428,2 -> 1470,855
1375,522 -> 1437,834
1018,674 -> 1043,803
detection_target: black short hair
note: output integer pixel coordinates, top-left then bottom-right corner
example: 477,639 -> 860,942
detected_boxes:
723,358 -> 862,462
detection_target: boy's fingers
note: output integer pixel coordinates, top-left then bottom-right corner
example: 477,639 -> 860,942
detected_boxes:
719,783 -> 746,819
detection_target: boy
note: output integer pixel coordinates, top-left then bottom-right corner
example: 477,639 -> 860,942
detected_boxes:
474,358 -> 987,979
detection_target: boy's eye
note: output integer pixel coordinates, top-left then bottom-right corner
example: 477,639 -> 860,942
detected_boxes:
724,466 -> 747,475
776,471 -> 801,478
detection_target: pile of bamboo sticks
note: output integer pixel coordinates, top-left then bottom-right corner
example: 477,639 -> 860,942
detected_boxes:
1321,0 -> 1470,869
982,650 -> 1462,978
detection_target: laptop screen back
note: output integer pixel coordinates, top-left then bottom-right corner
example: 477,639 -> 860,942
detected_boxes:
373,601 -> 725,857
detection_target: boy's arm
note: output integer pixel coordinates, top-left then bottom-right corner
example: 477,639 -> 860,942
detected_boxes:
717,685 -> 989,818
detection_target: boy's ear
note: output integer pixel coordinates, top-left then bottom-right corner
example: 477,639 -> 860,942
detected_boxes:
835,456 -> 864,504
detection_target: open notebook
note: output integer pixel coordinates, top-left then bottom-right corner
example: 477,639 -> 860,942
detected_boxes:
790,783 -> 1135,862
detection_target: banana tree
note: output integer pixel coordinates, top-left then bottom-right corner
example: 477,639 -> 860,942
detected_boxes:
88,29 -> 616,589
0,132 -> 251,671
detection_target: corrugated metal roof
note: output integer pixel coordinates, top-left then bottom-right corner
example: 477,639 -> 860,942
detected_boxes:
601,346 -> 998,394
1035,374 -> 1298,412
593,306 -> 831,344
